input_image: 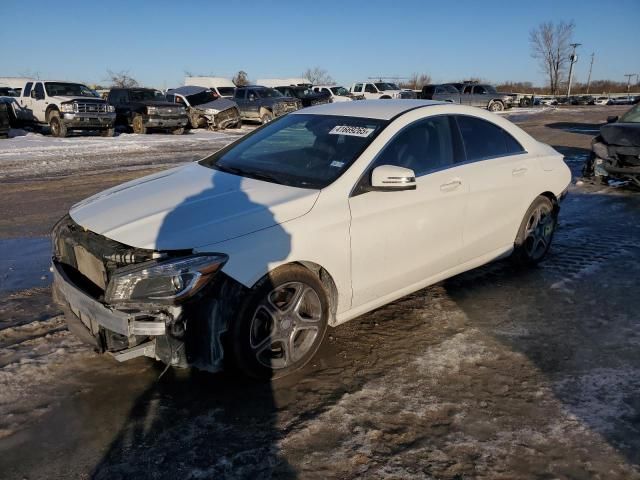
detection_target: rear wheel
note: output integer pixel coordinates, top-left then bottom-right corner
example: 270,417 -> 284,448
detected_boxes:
512,196 -> 557,266
132,114 -> 147,134
49,111 -> 67,138
229,265 -> 329,379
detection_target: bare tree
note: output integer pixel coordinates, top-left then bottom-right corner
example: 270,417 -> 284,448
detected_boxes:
529,21 -> 575,95
302,67 -> 334,85
233,70 -> 249,86
399,72 -> 432,90
106,69 -> 139,88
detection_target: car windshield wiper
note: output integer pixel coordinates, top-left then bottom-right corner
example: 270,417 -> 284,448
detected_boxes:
215,164 -> 283,184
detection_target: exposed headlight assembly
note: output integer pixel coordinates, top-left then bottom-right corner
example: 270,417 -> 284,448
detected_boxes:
107,104 -> 116,113
60,103 -> 76,113
105,254 -> 228,304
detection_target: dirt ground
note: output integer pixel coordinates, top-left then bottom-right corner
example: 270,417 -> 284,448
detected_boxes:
0,106 -> 638,479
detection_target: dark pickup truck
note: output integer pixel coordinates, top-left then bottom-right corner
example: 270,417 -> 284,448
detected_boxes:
107,88 -> 189,134
233,86 -> 301,124
274,86 -> 331,108
422,83 -> 514,112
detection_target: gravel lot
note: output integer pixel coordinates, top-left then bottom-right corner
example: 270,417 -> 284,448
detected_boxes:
0,106 -> 638,480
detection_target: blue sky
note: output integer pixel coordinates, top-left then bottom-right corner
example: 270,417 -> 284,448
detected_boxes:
2,0 -> 638,89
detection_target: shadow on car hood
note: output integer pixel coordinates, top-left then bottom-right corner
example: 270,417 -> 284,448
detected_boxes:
69,163 -> 319,250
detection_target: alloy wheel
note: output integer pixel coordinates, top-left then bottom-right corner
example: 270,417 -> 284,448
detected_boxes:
249,281 -> 323,370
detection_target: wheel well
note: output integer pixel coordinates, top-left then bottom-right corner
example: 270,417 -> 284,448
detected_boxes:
45,106 -> 59,122
539,191 -> 560,214
269,261 -> 339,323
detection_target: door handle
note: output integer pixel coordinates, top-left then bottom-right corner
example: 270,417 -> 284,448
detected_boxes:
440,178 -> 462,191
512,167 -> 528,176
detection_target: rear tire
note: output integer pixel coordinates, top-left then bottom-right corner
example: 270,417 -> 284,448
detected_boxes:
512,196 -> 557,266
49,111 -> 67,138
228,265 -> 329,380
132,114 -> 147,134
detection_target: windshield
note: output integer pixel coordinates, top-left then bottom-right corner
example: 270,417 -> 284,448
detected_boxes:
256,88 -> 283,98
375,82 -> 399,91
331,86 -> 349,96
186,90 -> 218,106
217,87 -> 235,96
129,89 -> 166,101
294,87 -> 316,97
444,85 -> 459,93
44,82 -> 98,97
200,114 -> 387,189
619,104 -> 640,123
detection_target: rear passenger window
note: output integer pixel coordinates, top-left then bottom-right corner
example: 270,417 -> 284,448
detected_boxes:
353,83 -> 363,92
455,116 -> 525,161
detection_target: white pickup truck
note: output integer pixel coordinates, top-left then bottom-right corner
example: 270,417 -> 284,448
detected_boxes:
15,80 -> 116,137
350,82 -> 415,99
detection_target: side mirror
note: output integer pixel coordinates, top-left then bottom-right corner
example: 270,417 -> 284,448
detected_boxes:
607,116 -> 619,123
370,165 -> 416,191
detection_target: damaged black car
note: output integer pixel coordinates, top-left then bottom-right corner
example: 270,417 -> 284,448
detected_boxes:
583,103 -> 640,188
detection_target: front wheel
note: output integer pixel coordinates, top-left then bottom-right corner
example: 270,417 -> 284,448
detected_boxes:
488,100 -> 505,112
260,111 -> 273,125
229,265 -> 329,379
132,114 -> 147,134
512,196 -> 557,266
49,112 -> 67,138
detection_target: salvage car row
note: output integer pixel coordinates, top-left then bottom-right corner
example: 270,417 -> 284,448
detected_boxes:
0,77 -> 352,138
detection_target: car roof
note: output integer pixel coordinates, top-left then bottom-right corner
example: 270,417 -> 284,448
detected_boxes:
168,86 -> 208,96
292,99 -> 442,120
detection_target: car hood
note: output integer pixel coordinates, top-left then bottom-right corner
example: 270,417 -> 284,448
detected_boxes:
192,98 -> 237,113
51,96 -> 106,103
600,122 -> 640,147
69,162 -> 320,251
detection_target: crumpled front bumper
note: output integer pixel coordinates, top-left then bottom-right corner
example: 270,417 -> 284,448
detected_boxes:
51,260 -> 170,362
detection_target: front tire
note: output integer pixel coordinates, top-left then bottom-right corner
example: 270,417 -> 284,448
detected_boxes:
260,111 -> 273,125
229,265 -> 329,379
488,100 -> 505,112
132,114 -> 147,134
512,196 -> 557,266
49,111 -> 67,138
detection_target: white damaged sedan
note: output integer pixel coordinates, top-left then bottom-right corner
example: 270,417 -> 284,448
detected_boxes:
52,100 -> 571,378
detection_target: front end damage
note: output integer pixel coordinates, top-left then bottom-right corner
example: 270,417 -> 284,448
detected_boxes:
51,215 -> 244,371
584,124 -> 640,188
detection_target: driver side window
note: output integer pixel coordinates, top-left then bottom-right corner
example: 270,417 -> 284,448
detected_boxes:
372,116 -> 460,177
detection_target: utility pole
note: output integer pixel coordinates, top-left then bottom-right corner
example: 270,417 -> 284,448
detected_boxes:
566,43 -> 581,98
624,73 -> 635,101
585,53 -> 594,94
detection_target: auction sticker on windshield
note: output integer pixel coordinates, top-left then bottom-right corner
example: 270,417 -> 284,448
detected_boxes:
329,125 -> 375,137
